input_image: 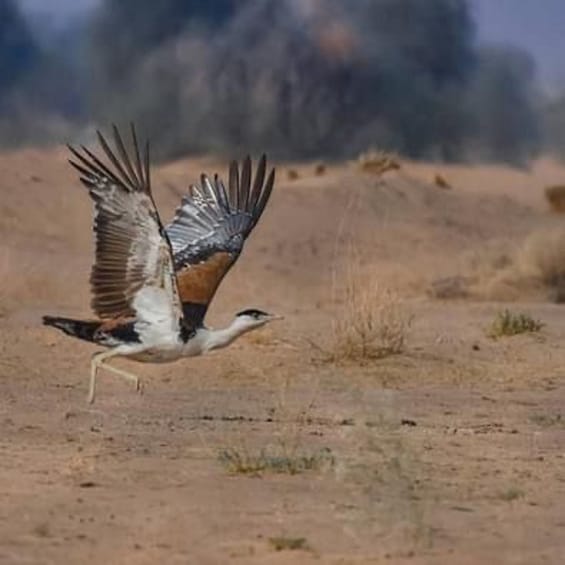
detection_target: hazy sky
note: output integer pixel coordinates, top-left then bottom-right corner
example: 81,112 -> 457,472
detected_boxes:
18,0 -> 99,19
17,0 -> 565,90
471,0 -> 565,91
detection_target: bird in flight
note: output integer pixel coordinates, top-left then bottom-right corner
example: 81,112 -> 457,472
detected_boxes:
43,125 -> 280,403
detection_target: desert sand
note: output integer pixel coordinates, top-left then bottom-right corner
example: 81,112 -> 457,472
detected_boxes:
1,148 -> 565,564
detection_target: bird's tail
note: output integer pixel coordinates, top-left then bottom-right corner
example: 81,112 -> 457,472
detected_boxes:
42,315 -> 101,343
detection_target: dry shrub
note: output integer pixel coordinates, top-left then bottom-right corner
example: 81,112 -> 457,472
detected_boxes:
287,169 -> 299,181
516,227 -> 565,301
465,230 -> 565,302
268,537 -> 309,552
434,173 -> 451,189
545,185 -> 565,213
218,445 -> 334,476
356,149 -> 401,176
331,263 -> 412,362
314,163 -> 326,176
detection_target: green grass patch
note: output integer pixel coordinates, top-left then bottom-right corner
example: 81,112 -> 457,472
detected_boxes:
268,537 -> 309,551
218,446 -> 334,476
487,310 -> 543,338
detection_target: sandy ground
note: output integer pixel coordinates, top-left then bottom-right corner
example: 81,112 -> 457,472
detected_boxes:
1,147 -> 565,564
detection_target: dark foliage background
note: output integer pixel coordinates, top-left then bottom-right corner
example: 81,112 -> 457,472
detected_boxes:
0,0 -> 559,164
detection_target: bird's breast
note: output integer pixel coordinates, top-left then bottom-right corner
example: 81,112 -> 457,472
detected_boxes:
128,347 -> 184,363
126,331 -> 207,363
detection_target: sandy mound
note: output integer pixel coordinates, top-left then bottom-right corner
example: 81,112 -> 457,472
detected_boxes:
1,148 -> 564,316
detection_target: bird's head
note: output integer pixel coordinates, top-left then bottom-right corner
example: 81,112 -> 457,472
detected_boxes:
234,308 -> 283,332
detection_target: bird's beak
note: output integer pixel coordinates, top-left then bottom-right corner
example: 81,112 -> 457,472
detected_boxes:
268,314 -> 284,321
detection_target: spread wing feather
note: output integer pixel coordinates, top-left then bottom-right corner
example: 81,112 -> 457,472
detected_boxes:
165,155 -> 275,327
68,125 -> 181,335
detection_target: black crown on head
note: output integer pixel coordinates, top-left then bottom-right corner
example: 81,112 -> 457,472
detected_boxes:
236,308 -> 270,319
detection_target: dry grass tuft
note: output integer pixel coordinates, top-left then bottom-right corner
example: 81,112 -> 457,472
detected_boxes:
218,376 -> 333,476
467,229 -> 565,302
517,228 -> 565,301
487,309 -> 543,338
268,537 -> 309,551
545,185 -> 565,213
498,487 -> 525,502
434,173 -> 451,189
287,168 -> 299,181
218,446 -> 334,476
314,162 -> 326,176
330,263 -> 412,362
357,149 -> 401,176
529,412 -> 563,428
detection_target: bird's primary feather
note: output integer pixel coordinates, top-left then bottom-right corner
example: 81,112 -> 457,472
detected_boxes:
165,155 -> 275,328
68,125 -> 182,335
67,125 -> 275,334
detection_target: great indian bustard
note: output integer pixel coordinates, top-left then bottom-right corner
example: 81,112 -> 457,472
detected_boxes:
43,125 -> 280,403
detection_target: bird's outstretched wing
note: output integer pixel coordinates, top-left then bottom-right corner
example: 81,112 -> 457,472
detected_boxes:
165,156 -> 275,327
68,125 -> 182,335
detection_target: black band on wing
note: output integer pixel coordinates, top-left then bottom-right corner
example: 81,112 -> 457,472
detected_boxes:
165,156 -> 275,329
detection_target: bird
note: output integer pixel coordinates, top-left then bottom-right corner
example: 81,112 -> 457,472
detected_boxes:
43,124 -> 280,403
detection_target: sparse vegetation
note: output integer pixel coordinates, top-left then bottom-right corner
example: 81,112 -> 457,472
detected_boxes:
268,536 -> 309,551
287,169 -> 299,181
357,149 -> 401,176
544,185 -> 565,213
466,228 -> 565,302
487,309 -> 543,338
345,418 -> 435,551
331,264 -> 412,362
529,413 -> 564,428
498,487 -> 525,502
218,446 -> 334,476
218,376 -> 334,476
434,173 -> 452,189
314,163 -> 326,176
518,228 -> 565,302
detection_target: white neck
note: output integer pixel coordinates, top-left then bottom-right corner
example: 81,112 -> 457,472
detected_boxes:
202,318 -> 255,352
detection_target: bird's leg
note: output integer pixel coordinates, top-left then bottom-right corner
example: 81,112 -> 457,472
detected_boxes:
88,350 -> 143,404
88,353 -> 100,404
100,362 -> 143,392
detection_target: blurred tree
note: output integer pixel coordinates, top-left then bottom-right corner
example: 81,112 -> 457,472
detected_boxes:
86,0 -> 480,160
544,94 -> 565,160
468,46 -> 541,165
88,0 -> 238,120
84,0 -> 542,165
0,0 -> 38,94
0,0 -> 83,147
